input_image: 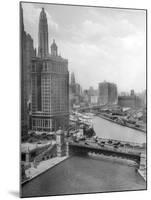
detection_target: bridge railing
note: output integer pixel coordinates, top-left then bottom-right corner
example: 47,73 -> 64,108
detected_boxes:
86,137 -> 145,147
69,141 -> 141,157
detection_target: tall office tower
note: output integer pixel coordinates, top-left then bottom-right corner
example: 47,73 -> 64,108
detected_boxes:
38,8 -> 49,58
98,81 -> 118,105
70,72 -> 76,94
31,8 -> 69,132
21,5 -> 34,134
71,72 -> 76,85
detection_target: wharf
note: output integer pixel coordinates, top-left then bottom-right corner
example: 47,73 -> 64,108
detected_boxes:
97,114 -> 146,133
137,153 -> 146,182
137,169 -> 146,182
22,156 -> 69,185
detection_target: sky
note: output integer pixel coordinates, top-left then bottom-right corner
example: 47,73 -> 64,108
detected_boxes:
22,2 -> 146,93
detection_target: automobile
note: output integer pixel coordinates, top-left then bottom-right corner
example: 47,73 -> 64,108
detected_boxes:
84,142 -> 89,145
73,138 -> 79,143
114,145 -> 118,149
108,140 -> 112,144
114,142 -> 120,145
97,143 -> 104,147
79,137 -> 86,141
41,133 -> 47,136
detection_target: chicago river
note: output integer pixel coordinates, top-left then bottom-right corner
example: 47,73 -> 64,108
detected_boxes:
22,116 -> 146,197
93,116 -> 146,144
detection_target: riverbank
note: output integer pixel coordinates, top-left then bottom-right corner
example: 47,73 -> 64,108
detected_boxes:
137,169 -> 146,182
88,152 -> 138,167
22,156 -> 69,185
97,114 -> 146,133
89,153 -> 146,183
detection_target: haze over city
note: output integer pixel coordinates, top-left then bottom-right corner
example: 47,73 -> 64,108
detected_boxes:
22,3 -> 146,93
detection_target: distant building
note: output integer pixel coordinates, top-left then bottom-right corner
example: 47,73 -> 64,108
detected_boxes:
88,86 -> 95,96
88,87 -> 98,105
69,72 -> 82,108
75,83 -> 81,96
70,72 -> 76,94
71,72 -> 76,85
120,92 -> 129,96
98,81 -> 118,105
21,5 -> 35,133
118,90 -> 142,108
83,90 -> 89,105
137,90 -> 146,107
31,8 -> 69,132
90,95 -> 98,104
130,89 -> 135,96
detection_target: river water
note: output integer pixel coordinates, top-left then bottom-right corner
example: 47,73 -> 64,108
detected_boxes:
92,116 -> 146,144
22,116 -> 146,197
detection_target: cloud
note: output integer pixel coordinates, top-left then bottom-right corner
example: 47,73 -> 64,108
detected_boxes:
22,3 -> 58,48
22,3 -> 146,92
120,33 -> 145,51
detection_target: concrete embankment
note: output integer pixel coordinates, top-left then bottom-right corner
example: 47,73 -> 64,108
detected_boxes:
88,152 -> 138,167
22,156 -> 69,185
98,114 -> 146,133
137,169 -> 146,182
88,152 -> 146,182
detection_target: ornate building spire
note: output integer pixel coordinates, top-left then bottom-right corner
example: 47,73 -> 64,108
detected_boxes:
38,8 -> 49,57
51,39 -> 58,56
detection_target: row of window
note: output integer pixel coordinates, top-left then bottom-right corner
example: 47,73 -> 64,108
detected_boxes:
31,63 -> 67,73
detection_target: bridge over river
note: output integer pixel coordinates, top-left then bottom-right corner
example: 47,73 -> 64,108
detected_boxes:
68,139 -> 143,164
21,115 -> 146,197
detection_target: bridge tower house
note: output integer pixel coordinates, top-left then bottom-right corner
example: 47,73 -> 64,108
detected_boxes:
56,128 -> 67,157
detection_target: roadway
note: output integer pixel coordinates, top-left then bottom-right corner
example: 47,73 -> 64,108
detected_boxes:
68,137 -> 145,156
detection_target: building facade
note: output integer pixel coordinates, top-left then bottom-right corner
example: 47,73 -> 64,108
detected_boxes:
88,87 -> 98,105
98,81 -> 118,105
69,72 -> 82,108
118,90 -> 142,108
21,5 -> 35,134
31,8 -> 69,132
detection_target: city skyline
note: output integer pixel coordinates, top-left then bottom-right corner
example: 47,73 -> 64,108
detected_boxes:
22,3 -> 146,93
20,3 -> 146,197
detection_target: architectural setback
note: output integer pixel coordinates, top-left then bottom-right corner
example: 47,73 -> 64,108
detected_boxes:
31,8 -> 69,132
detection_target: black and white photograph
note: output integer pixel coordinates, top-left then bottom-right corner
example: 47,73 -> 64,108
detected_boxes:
20,1 -> 147,198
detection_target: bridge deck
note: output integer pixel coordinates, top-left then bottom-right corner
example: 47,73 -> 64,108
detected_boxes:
87,137 -> 145,147
69,141 -> 141,157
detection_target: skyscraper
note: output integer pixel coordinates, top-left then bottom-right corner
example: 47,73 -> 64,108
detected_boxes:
71,72 -> 76,85
38,8 -> 49,57
21,5 -> 35,134
98,81 -> 118,105
31,8 -> 69,132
